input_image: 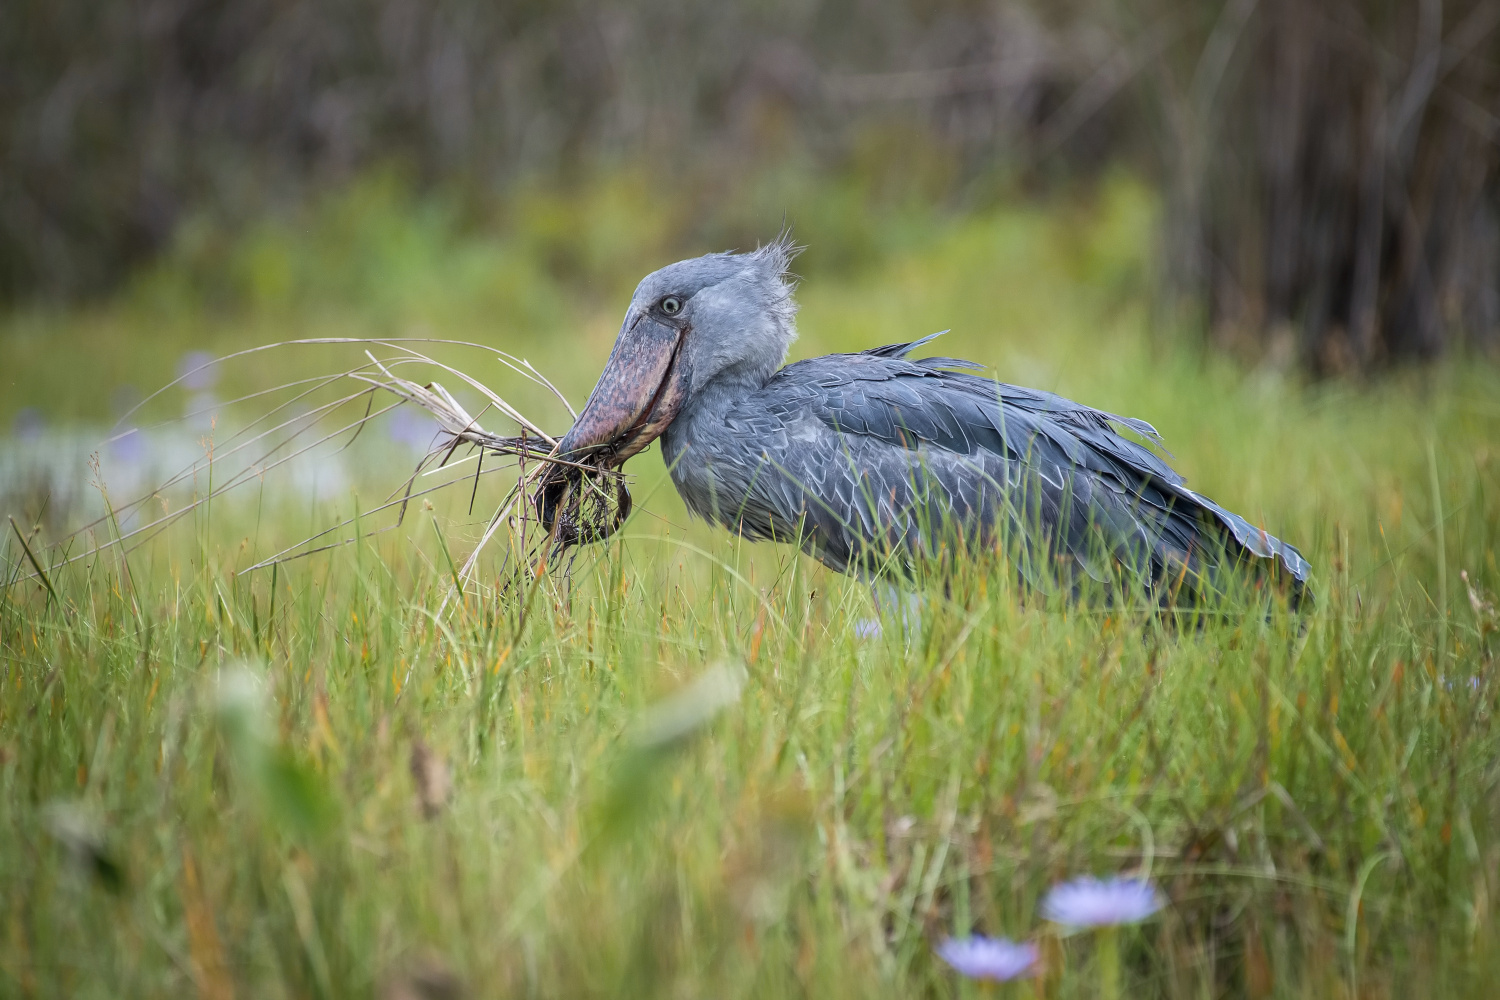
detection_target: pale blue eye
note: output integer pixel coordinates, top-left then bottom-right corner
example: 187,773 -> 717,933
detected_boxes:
660,296 -> 682,316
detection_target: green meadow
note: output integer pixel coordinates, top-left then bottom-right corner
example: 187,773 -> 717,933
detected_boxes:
4,172 -> 1500,997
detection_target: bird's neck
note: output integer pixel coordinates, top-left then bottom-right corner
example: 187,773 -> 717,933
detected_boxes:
693,360 -> 772,413
663,363 -> 768,460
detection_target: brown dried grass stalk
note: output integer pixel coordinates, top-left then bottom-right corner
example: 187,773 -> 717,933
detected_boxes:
14,338 -> 627,606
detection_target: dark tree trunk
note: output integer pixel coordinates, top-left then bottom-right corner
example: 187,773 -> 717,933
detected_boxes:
1162,0 -> 1500,373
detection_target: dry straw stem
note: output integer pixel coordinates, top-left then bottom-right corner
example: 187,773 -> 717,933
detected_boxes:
8,338 -> 629,608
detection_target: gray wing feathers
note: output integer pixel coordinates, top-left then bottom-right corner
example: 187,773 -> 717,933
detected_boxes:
692,339 -> 1309,594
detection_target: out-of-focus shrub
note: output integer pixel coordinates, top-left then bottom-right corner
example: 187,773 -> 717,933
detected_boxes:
0,0 -> 1103,301
3,0 -> 1496,374
1147,0 -> 1500,371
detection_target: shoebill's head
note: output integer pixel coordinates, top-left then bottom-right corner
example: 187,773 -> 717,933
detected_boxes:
550,235 -> 801,466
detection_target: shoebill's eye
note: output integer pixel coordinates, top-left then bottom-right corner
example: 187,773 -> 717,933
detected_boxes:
660,295 -> 683,316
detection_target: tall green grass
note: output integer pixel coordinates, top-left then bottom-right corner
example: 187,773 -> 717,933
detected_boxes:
3,172 -> 1500,997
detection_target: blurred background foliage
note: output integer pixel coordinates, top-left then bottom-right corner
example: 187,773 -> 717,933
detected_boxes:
3,0 -> 1497,374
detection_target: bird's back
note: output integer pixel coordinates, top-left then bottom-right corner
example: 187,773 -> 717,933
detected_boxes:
662,337 -> 1310,602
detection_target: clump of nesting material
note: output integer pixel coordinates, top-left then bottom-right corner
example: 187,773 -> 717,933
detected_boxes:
357,350 -> 631,547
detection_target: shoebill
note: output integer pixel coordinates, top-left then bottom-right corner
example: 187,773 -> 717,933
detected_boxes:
538,236 -> 1310,605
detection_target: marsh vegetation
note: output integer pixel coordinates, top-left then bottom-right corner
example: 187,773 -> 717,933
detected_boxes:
4,173 -> 1500,997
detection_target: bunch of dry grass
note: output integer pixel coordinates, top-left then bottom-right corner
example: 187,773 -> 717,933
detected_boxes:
12,339 -> 627,607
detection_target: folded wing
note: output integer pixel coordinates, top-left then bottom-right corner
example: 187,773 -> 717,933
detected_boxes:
710,337 -> 1309,599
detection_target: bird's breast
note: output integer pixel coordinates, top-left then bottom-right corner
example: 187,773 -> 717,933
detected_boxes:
660,403 -> 794,534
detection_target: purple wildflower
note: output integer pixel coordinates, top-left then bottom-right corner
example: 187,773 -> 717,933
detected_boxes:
12,407 -> 44,441
388,408 -> 440,451
1041,876 -> 1164,927
110,427 -> 149,465
934,935 -> 1040,981
177,350 -> 219,391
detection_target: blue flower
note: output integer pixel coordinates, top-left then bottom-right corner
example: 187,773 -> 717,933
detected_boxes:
12,407 -> 44,441
934,935 -> 1040,981
387,407 -> 441,451
177,350 -> 219,391
1041,876 -> 1164,927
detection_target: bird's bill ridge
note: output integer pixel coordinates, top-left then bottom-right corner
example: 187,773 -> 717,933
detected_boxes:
554,309 -> 689,466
